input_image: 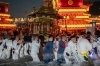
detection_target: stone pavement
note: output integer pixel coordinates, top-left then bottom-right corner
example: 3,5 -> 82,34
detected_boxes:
0,56 -> 100,66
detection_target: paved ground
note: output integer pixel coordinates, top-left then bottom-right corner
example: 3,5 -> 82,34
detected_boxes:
0,56 -> 100,66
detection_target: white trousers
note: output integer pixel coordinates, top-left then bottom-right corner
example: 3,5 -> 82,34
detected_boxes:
19,47 -> 24,58
12,50 -> 19,60
0,49 -> 7,59
6,49 -> 11,59
31,52 -> 40,62
24,43 -> 31,55
54,51 -> 57,60
0,50 -> 2,58
64,53 -> 82,64
64,55 -> 72,64
24,44 -> 29,56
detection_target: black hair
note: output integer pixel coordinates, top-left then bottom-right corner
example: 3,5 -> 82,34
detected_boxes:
49,34 -> 53,38
70,36 -> 76,40
87,31 -> 91,35
80,32 -> 86,35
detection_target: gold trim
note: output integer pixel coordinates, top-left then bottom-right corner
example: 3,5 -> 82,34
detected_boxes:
68,0 -> 73,5
0,2 -> 9,4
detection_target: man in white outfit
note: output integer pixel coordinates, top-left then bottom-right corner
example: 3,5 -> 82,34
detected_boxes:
19,43 -> 24,58
53,37 -> 59,61
93,30 -> 100,59
96,37 -> 100,58
0,38 -> 8,59
77,32 -> 92,62
24,33 -> 32,55
6,36 -> 13,59
31,35 -> 40,62
0,38 -> 4,59
23,41 -> 32,56
12,36 -> 21,60
64,36 -> 81,65
18,38 -> 24,58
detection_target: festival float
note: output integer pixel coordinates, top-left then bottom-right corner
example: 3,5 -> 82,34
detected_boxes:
52,0 -> 100,33
27,0 -> 62,34
0,2 -> 16,30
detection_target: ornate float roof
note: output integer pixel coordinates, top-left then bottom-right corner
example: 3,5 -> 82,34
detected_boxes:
28,6 -> 63,19
28,6 -> 56,15
0,2 -> 9,5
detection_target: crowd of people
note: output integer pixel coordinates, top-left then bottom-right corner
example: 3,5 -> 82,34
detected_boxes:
43,31 -> 100,65
0,29 -> 100,65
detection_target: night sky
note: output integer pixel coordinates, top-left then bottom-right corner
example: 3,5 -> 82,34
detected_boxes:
0,0 -> 99,17
0,0 -> 43,17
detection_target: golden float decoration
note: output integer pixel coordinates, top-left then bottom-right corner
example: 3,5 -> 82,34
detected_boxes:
68,0 -> 73,5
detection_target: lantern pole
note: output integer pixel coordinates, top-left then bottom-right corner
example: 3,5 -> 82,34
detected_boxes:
91,17 -> 98,31
64,14 -> 67,32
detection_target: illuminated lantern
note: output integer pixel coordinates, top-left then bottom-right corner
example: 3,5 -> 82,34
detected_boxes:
58,0 -> 83,7
5,6 -> 8,13
58,0 -> 62,6
89,49 -> 98,60
78,2 -> 82,6
68,0 -> 73,5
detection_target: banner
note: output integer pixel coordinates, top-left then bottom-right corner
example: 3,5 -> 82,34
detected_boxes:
58,0 -> 83,7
